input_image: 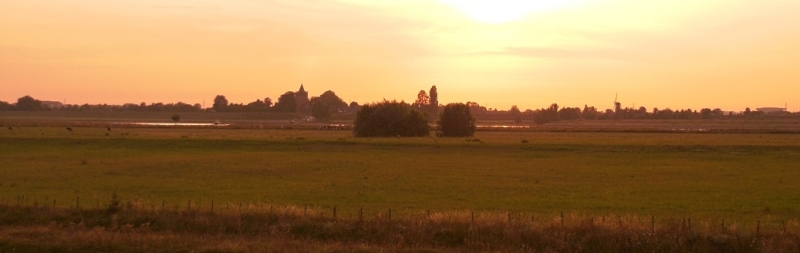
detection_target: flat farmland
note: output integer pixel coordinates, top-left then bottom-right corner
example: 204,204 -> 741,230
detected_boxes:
1,126 -> 799,224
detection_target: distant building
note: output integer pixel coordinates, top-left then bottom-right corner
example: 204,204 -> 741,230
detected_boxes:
295,84 -> 309,113
756,107 -> 788,115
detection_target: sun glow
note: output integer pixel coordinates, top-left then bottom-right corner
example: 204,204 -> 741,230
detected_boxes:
439,0 -> 588,24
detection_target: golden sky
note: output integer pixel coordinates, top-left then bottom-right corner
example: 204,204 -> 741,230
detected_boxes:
2,0 -> 798,111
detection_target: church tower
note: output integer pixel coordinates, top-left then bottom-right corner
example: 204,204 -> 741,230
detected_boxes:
295,84 -> 310,113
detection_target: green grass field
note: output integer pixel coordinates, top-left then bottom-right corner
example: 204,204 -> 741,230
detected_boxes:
1,126 -> 799,226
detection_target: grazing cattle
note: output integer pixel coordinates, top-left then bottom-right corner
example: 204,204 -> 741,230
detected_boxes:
66,127 -> 73,132
107,127 -> 111,131
7,126 -> 11,130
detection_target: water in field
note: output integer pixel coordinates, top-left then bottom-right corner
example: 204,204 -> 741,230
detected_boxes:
476,124 -> 530,129
126,122 -> 230,127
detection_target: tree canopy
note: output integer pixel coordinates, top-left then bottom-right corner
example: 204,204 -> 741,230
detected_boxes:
15,95 -> 43,111
212,95 -> 228,112
272,91 -> 296,113
310,90 -> 347,120
353,100 -> 429,137
438,103 -> 476,137
429,86 -> 438,107
413,90 -> 429,107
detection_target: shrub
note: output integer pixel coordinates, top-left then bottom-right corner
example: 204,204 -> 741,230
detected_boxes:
438,103 -> 476,137
353,100 -> 429,137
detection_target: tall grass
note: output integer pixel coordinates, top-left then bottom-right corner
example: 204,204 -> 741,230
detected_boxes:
1,203 -> 798,252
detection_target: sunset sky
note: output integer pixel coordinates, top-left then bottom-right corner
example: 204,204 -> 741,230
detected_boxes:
2,0 -> 798,111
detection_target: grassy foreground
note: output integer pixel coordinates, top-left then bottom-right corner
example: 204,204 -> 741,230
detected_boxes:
1,126 -> 800,251
1,203 -> 799,252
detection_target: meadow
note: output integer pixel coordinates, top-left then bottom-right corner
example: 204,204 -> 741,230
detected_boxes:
1,126 -> 799,251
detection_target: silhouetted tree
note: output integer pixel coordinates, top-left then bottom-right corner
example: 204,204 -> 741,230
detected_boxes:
353,100 -> 429,137
582,105 -> 598,120
264,97 -> 273,108
531,104 -> 558,124
245,99 -> 269,112
429,86 -> 438,107
439,103 -> 476,137
212,95 -> 228,112
414,90 -> 429,107
510,105 -> 522,124
171,114 -> 181,122
310,90 -> 347,121
464,101 -> 486,114
700,108 -> 713,120
558,107 -> 582,120
0,100 -> 12,111
15,95 -> 43,111
273,92 -> 296,113
712,108 -> 723,117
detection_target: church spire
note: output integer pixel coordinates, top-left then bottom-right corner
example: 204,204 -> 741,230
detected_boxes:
299,84 -> 306,93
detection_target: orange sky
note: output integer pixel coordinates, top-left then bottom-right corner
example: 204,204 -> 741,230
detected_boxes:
2,0 -> 798,111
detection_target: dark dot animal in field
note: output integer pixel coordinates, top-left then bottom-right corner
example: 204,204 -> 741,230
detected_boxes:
66,127 -> 73,132
7,126 -> 11,130
107,127 -> 111,131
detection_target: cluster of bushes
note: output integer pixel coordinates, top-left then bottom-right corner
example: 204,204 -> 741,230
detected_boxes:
353,101 -> 475,137
438,103 -> 476,137
353,101 -> 429,137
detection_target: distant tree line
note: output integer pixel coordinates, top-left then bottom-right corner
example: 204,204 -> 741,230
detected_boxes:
0,95 -> 206,112
529,105 -> 769,124
460,103 -> 775,125
0,91 -> 356,120
0,93 -> 785,125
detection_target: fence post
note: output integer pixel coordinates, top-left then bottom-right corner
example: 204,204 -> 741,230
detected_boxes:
211,200 -> 214,213
561,211 -> 564,228
651,216 -> 655,233
53,199 -> 56,208
683,217 -> 686,231
333,206 -> 337,220
757,220 -> 760,235
187,200 -> 191,212
471,211 -> 475,225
